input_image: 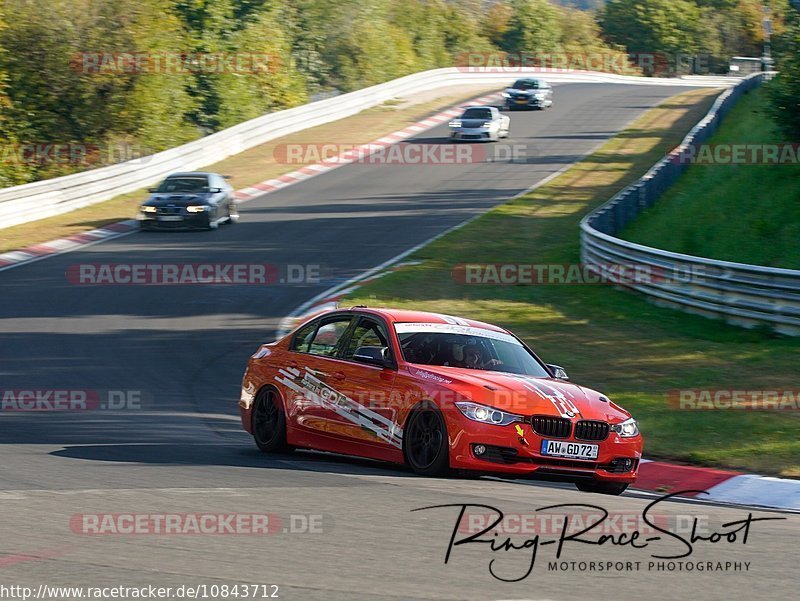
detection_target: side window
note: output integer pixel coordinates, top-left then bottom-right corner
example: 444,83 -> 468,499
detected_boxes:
307,318 -> 353,357
290,321 -> 318,353
342,319 -> 389,362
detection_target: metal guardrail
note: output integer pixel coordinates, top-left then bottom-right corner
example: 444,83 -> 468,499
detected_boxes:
580,72 -> 800,336
0,68 -> 734,231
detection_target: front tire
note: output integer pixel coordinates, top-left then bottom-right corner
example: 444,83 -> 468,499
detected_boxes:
252,389 -> 292,454
226,201 -> 239,224
575,480 -> 629,496
404,405 -> 450,476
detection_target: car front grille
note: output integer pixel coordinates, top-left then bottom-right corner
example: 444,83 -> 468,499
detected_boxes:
574,420 -> 610,441
530,415 -> 571,438
158,206 -> 182,215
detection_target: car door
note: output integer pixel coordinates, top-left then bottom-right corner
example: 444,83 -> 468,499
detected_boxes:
329,315 -> 401,450
281,314 -> 356,439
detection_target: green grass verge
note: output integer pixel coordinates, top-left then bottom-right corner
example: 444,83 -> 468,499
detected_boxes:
344,87 -> 800,477
621,85 -> 800,269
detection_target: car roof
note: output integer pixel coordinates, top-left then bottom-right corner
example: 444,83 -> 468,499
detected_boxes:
339,307 -> 510,334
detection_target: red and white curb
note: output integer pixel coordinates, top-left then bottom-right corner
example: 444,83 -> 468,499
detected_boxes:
634,459 -> 800,510
0,92 -> 503,274
0,220 -> 139,273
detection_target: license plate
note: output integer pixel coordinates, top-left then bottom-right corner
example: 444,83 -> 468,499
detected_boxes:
157,215 -> 183,221
515,99 -> 528,104
541,439 -> 598,460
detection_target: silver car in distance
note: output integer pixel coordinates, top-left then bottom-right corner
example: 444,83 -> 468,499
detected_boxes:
449,106 -> 510,142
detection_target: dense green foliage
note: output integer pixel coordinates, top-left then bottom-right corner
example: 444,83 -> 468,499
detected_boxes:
602,0 -> 794,73
0,0 -> 794,186
767,10 -> 800,137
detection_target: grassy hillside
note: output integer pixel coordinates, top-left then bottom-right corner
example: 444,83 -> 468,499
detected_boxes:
622,85 -> 800,269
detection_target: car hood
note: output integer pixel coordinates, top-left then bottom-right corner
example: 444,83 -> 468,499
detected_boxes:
144,193 -> 212,206
457,118 -> 493,128
411,364 -> 630,422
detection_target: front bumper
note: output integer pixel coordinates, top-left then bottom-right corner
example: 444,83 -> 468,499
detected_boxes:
138,212 -> 211,230
506,96 -> 546,109
445,412 -> 643,483
450,127 -> 495,141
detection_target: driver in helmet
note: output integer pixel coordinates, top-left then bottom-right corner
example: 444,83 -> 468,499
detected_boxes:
462,344 -> 502,370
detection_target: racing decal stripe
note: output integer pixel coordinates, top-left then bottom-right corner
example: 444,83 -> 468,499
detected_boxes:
429,312 -> 469,326
275,368 -> 403,448
394,322 -> 520,345
517,377 -> 582,419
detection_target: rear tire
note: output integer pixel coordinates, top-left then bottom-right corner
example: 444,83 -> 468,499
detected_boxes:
575,480 -> 629,496
404,404 -> 450,477
252,389 -> 293,454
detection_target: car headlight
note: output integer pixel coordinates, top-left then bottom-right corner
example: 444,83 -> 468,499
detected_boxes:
610,418 -> 639,437
449,120 -> 462,128
455,401 -> 523,426
502,92 -> 510,98
140,205 -> 157,213
534,93 -> 545,99
186,205 -> 208,213
481,122 -> 493,128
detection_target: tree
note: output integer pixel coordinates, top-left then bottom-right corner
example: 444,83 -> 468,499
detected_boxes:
501,0 -> 564,53
767,12 -> 800,138
329,0 -> 418,90
0,4 -> 30,186
600,0 -> 705,57
214,5 -> 308,127
1,0 -> 197,180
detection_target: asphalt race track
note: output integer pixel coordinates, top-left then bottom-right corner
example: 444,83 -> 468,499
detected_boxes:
2,83 -> 796,601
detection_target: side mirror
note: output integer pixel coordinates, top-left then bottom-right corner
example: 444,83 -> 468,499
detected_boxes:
353,346 -> 391,368
147,187 -> 157,193
547,364 -> 569,380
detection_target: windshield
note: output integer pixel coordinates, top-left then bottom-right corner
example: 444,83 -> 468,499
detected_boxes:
395,323 -> 550,377
461,108 -> 493,120
155,176 -> 210,193
512,79 -> 540,90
